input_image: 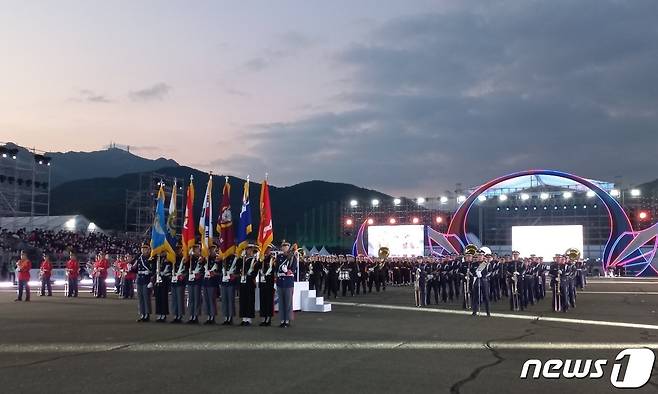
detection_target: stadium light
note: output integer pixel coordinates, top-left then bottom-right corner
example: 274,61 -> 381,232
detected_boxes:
367,218 -> 374,225
88,222 -> 97,232
440,196 -> 449,204
630,189 -> 641,197
435,216 -> 443,224
371,199 -> 380,207
520,193 -> 530,201
563,191 -> 573,199
477,195 -> 487,202
416,197 -> 425,205
345,218 -> 353,226
586,190 -> 596,198
412,217 -> 419,224
610,189 -> 620,197
456,195 -> 466,203
389,218 -> 396,224
540,192 -> 550,200
393,198 -> 402,206
65,218 -> 76,231
499,194 -> 508,202
349,200 -> 358,208
639,211 -> 648,220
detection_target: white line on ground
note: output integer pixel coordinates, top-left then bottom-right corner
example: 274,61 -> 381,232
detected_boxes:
1,342 -> 658,352
331,301 -> 658,331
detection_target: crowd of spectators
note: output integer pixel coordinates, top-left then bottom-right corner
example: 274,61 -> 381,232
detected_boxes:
0,228 -> 142,280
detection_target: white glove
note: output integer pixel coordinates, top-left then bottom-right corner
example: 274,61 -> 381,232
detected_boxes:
476,271 -> 482,278
147,283 -> 153,289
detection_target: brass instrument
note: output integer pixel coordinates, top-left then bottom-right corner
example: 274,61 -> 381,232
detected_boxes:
378,247 -> 390,260
464,244 -> 479,256
566,248 -> 581,262
463,262 -> 472,310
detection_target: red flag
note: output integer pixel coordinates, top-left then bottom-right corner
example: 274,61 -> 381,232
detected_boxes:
181,176 -> 195,258
257,178 -> 273,257
217,177 -> 236,259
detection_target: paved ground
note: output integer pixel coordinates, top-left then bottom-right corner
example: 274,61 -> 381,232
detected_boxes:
1,278 -> 658,393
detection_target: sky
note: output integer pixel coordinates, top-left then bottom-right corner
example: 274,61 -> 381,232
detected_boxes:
2,0 -> 657,196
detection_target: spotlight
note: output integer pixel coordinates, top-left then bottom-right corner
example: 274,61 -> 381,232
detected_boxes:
540,192 -> 550,200
639,211 -> 648,220
435,217 -> 443,224
389,218 -> 396,224
456,195 -> 466,203
371,199 -> 380,207
586,190 -> 596,198
499,194 -> 508,202
412,217 -> 419,224
610,189 -> 620,197
393,198 -> 402,206
440,196 -> 449,204
349,200 -> 358,208
520,193 -> 530,201
477,195 -> 487,202
563,191 -> 573,199
630,189 -> 641,197
416,197 -> 426,205
367,218 -> 374,225
345,219 -> 353,226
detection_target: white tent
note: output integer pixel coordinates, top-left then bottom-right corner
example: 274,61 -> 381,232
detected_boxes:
309,246 -> 319,255
300,245 -> 310,255
0,215 -> 102,233
318,246 -> 331,256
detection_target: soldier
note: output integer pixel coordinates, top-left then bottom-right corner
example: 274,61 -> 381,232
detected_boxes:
355,256 -> 367,295
39,252 -> 53,297
65,251 -> 80,298
276,241 -> 298,327
203,245 -> 220,325
459,255 -> 473,310
523,257 -> 535,307
113,255 -> 123,295
94,253 -> 110,298
122,253 -> 135,299
154,250 -> 173,322
170,247 -> 188,323
565,257 -> 577,309
425,261 -> 436,305
186,244 -> 204,324
239,244 -> 258,326
220,251 -> 239,325
340,255 -> 355,297
509,251 -> 526,310
471,251 -> 491,316
325,256 -> 339,299
133,243 -> 155,322
308,255 -> 321,291
549,254 -> 568,312
15,251 -> 31,302
258,245 -> 276,326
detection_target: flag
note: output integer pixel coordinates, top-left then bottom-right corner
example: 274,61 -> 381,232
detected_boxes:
181,176 -> 195,258
236,177 -> 252,255
198,174 -> 213,257
166,179 -> 178,250
216,177 -> 236,259
150,183 -> 176,263
257,178 -> 273,257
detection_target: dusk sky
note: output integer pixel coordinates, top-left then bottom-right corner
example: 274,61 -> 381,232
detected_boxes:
2,0 -> 657,196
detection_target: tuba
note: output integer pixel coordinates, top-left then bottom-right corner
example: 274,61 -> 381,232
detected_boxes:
378,247 -> 390,260
565,248 -> 581,262
463,244 -> 479,256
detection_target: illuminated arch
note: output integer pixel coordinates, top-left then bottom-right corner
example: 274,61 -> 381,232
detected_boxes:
445,169 -> 653,274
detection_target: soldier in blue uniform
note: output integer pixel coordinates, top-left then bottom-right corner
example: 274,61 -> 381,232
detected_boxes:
170,246 -> 188,323
154,250 -> 173,322
239,244 -> 258,326
133,243 -> 154,322
186,244 -> 204,324
471,251 -> 491,316
276,241 -> 298,327
220,251 -> 239,325
203,245 -> 220,325
258,245 -> 276,326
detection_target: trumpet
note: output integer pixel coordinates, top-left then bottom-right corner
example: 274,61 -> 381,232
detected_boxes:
463,266 -> 472,310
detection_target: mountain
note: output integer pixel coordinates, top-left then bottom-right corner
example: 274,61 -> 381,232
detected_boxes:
50,166 -> 391,249
637,178 -> 658,193
37,145 -> 178,186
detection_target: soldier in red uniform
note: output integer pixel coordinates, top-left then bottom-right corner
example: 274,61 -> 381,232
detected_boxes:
66,251 -> 80,297
39,252 -> 53,297
122,253 -> 136,299
114,256 -> 124,295
15,251 -> 32,302
94,253 -> 110,298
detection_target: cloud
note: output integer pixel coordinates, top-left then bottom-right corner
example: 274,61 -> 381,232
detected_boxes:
129,83 -> 171,101
227,0 -> 658,195
241,31 -> 317,72
73,89 -> 112,103
242,57 -> 270,72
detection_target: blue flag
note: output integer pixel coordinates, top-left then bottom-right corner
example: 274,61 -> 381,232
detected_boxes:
151,183 -> 176,263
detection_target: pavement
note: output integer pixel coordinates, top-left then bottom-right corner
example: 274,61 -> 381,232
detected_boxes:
0,278 -> 657,393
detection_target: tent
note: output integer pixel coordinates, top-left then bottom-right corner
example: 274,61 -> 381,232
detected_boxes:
309,246 -> 319,255
318,246 -> 331,256
0,215 -> 102,234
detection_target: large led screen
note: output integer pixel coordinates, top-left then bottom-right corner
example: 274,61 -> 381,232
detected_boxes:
367,225 -> 424,257
511,225 -> 583,259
